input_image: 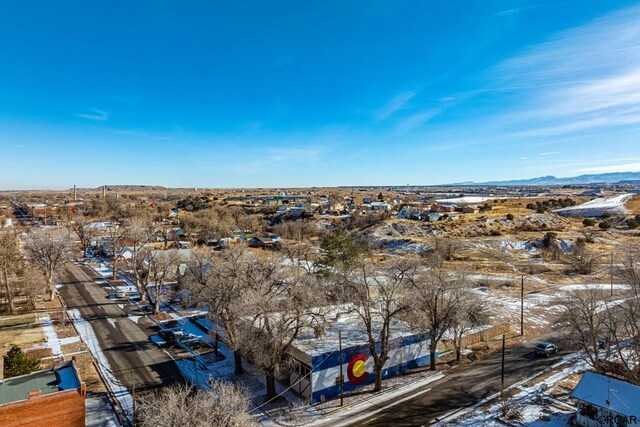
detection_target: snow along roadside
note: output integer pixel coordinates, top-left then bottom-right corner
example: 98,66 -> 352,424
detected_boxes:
67,308 -> 134,424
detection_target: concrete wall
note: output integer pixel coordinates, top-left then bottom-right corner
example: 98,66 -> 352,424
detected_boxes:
0,387 -> 86,427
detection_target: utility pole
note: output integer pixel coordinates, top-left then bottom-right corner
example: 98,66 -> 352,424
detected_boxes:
338,331 -> 344,406
520,275 -> 524,337
610,252 -> 614,298
500,334 -> 506,397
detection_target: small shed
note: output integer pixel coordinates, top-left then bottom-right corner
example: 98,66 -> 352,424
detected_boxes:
571,371 -> 640,427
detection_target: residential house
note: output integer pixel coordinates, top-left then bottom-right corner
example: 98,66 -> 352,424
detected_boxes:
370,201 -> 390,212
397,206 -> 417,220
571,371 -> 640,427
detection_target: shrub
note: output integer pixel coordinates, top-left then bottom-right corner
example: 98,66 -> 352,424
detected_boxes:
583,218 -> 596,227
506,214 -> 515,221
542,232 -> 557,248
599,221 -> 611,230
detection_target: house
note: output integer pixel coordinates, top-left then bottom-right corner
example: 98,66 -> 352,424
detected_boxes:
370,201 -> 390,212
248,236 -> 281,249
571,371 -> 640,427
287,305 -> 434,404
461,206 -> 478,214
425,213 -> 443,222
397,206 -> 417,220
0,360 -> 86,427
117,247 -> 134,260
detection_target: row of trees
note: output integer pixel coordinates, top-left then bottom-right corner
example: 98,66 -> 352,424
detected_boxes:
181,232 -> 487,400
561,249 -> 640,384
0,229 -> 72,313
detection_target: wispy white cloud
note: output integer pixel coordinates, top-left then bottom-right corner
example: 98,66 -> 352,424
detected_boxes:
491,5 -> 640,137
576,162 -> 640,174
396,109 -> 441,132
375,91 -> 416,120
539,151 -> 559,156
519,156 -> 529,160
112,129 -> 169,140
76,109 -> 109,121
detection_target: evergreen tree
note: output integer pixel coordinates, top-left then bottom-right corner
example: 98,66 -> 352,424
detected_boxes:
3,344 -> 40,378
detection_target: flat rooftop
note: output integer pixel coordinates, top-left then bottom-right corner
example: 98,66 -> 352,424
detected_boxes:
292,304 -> 425,357
0,362 -> 80,405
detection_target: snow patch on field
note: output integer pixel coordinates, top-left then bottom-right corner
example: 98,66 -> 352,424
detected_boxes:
40,315 -> 80,356
373,237 -> 428,253
554,193 -> 633,217
436,196 -> 493,205
560,284 -> 631,291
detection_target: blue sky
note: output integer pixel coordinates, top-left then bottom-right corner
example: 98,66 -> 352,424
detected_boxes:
2,1 -> 640,189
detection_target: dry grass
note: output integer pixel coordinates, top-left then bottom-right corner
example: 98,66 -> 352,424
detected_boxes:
152,312 -> 174,321
0,313 -> 37,327
73,351 -> 106,393
0,323 -> 46,350
625,195 -> 640,214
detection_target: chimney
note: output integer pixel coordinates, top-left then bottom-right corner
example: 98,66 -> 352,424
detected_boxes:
28,389 -> 42,399
73,184 -> 77,201
102,185 -> 106,198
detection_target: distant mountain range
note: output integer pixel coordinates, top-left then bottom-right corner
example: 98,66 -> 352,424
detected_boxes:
448,172 -> 640,186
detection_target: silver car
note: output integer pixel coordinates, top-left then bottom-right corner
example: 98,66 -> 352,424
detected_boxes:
535,342 -> 558,357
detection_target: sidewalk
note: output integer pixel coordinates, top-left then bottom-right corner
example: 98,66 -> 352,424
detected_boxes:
258,371 -> 445,427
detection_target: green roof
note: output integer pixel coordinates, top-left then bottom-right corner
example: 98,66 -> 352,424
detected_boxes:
0,363 -> 79,405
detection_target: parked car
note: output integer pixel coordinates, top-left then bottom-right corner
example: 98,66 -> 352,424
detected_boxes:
535,342 -> 558,357
158,329 -> 177,344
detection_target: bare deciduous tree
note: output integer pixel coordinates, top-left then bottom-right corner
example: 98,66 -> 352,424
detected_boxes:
107,223 -> 127,280
24,231 -> 71,301
560,288 -> 612,370
241,261 -> 322,401
342,258 -> 414,391
185,245 -> 256,375
408,267 -> 463,370
450,284 -> 488,361
568,245 -> 598,275
147,249 -> 182,313
432,237 -> 460,262
64,214 -> 96,256
0,232 -> 22,313
612,249 -> 640,383
137,382 -> 256,427
125,217 -> 156,303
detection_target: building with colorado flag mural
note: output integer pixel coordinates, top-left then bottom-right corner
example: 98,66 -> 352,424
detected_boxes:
287,305 -> 434,404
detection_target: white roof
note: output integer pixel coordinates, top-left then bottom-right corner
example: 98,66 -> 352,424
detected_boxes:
292,304 -> 425,357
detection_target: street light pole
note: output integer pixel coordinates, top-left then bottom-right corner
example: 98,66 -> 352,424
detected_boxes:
610,252 -> 614,298
520,275 -> 524,337
339,330 -> 344,406
500,334 -> 506,397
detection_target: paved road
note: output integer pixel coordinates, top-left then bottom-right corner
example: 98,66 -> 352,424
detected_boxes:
58,263 -> 181,391
355,332 -> 574,427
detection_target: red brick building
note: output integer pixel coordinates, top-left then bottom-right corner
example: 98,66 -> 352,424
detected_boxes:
0,361 -> 86,427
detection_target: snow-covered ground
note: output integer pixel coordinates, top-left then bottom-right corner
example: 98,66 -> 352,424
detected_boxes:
559,284 -> 631,291
554,193 -> 633,217
439,353 -> 587,427
85,395 -> 120,427
67,308 -> 133,424
436,196 -> 493,205
37,314 -> 80,357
